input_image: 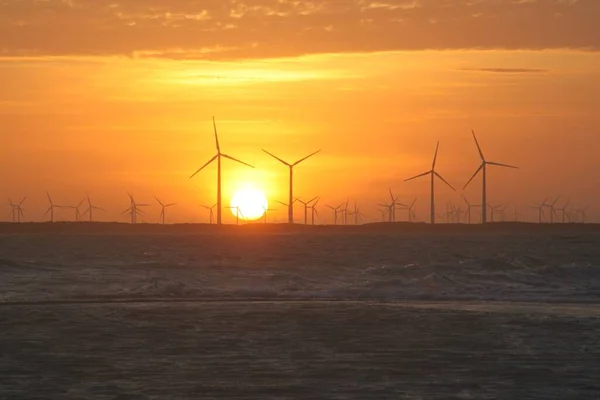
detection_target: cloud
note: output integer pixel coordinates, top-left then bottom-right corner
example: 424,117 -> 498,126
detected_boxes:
460,68 -> 549,74
0,0 -> 598,59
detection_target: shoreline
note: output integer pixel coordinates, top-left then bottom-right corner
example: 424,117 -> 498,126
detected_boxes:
1,221 -> 599,234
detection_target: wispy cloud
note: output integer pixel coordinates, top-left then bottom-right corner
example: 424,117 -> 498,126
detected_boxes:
0,0 -> 598,59
460,68 -> 550,74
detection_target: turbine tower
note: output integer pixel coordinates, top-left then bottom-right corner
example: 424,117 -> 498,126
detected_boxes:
156,197 -> 176,225
8,197 -> 26,223
123,193 -> 149,224
202,204 -> 217,224
83,195 -> 105,222
405,141 -> 455,224
294,196 -> 318,225
67,199 -> 86,222
463,130 -> 518,224
262,149 -> 320,224
45,192 -> 60,223
190,117 -> 254,225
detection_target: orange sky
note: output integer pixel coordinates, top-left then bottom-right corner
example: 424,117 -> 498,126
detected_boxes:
1,0 -> 599,223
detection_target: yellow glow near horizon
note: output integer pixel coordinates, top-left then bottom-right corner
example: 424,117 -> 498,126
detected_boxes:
230,186 -> 269,221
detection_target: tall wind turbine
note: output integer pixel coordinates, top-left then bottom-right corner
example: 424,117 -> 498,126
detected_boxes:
350,202 -> 364,225
262,149 -> 320,224
405,141 -> 455,224
326,203 -> 342,225
463,131 -> 518,224
45,192 -> 60,223
556,200 -> 571,223
543,196 -> 560,223
190,117 -> 254,225
83,195 -> 104,222
156,197 -> 176,225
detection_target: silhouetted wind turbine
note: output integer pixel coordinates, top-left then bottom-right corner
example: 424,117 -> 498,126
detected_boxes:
387,189 -> 407,222
190,117 -> 254,225
83,195 -> 104,222
350,202 -> 364,225
309,198 -> 320,225
8,197 -> 26,223
262,148 -> 320,224
326,203 -> 342,225
45,192 -> 60,223
543,196 -> 560,223
227,206 -> 245,225
156,197 -> 176,224
262,205 -> 277,224
202,203 -> 217,224
405,141 -> 455,224
463,131 -> 518,224
294,196 -> 318,225
556,200 -> 571,223
67,199 -> 86,222
123,193 -> 149,224
529,198 -> 547,223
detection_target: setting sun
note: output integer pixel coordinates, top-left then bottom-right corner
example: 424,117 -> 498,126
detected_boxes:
230,187 -> 268,221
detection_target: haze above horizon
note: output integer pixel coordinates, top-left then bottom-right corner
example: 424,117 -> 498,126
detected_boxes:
1,0 -> 600,223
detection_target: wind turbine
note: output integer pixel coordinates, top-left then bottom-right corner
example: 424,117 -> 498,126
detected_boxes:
556,200 -> 571,223
326,203 -> 342,225
202,204 -> 217,224
350,202 -> 364,225
529,198 -> 547,223
543,196 -> 560,224
227,206 -> 245,225
45,192 -> 60,223
387,189 -> 407,222
8,197 -> 26,223
123,193 -> 149,224
83,195 -> 104,222
405,141 -> 455,224
378,200 -> 395,223
294,196 -> 318,225
262,148 -> 320,224
262,205 -> 277,224
309,198 -> 320,225
67,199 -> 86,222
463,130 -> 518,224
190,117 -> 255,225
406,199 -> 417,222
155,197 -> 176,225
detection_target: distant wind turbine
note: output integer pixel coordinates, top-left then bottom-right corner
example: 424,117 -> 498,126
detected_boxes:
556,200 -> 571,223
227,206 -> 245,225
156,197 -> 176,225
326,203 -> 343,225
190,117 -> 255,225
67,199 -> 86,222
8,197 -> 26,223
45,192 -> 60,223
123,193 -> 149,224
294,196 -> 318,225
309,198 -> 320,225
405,141 -> 455,224
262,148 -> 320,224
350,202 -> 364,225
543,196 -> 560,224
202,203 -> 217,224
463,130 -> 518,224
83,195 -> 104,222
262,205 -> 277,224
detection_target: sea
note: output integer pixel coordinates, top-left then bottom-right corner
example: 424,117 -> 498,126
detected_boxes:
1,230 -> 600,399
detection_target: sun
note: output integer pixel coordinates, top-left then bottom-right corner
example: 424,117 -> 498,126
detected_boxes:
230,187 -> 268,221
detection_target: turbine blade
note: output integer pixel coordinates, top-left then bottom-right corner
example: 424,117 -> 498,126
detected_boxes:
307,196 -> 318,204
472,130 -> 485,161
46,191 -> 52,203
262,149 -> 290,166
487,161 -> 519,169
461,195 -> 470,206
435,172 -> 456,191
213,116 -> 220,153
432,141 -> 440,169
463,164 -> 483,190
155,197 -> 164,206
165,203 -> 176,207
222,154 -> 254,168
190,154 -> 218,178
122,208 -> 131,214
405,170 -> 431,182
292,150 -> 321,166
